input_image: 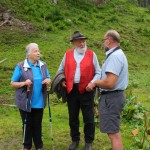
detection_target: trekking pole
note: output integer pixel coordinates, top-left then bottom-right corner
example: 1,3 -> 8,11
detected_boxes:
47,86 -> 54,150
0,58 -> 7,64
22,86 -> 30,150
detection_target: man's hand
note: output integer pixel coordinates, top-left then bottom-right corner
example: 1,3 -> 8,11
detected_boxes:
62,80 -> 66,87
86,82 -> 96,92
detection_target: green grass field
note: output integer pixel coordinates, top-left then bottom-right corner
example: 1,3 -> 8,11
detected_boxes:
0,0 -> 150,149
0,104 -> 136,150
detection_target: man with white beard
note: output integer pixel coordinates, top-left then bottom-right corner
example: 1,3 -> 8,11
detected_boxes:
58,31 -> 101,150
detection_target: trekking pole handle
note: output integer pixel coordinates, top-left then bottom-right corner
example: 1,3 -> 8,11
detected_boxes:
27,86 -> 30,92
46,85 -> 49,92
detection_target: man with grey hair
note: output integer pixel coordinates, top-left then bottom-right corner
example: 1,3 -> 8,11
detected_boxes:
11,43 -> 51,150
86,30 -> 128,150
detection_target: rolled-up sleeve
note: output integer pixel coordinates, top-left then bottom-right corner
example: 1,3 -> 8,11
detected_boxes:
90,52 -> 101,83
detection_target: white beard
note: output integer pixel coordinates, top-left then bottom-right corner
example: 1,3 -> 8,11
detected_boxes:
76,45 -> 87,54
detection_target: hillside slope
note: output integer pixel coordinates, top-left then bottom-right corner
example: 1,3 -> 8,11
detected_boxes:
0,0 -> 150,107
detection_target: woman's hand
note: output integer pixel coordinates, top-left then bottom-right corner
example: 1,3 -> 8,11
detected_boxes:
11,79 -> 32,89
42,78 -> 51,86
25,79 -> 32,87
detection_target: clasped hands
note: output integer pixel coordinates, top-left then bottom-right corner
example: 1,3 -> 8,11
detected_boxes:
86,82 -> 96,92
61,80 -> 96,92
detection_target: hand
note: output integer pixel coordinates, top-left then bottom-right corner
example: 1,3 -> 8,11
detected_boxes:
25,79 -> 32,87
62,80 -> 66,88
42,78 -> 51,86
86,82 -> 96,92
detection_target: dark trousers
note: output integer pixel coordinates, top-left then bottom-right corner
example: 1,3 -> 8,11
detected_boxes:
67,84 -> 95,143
19,108 -> 43,149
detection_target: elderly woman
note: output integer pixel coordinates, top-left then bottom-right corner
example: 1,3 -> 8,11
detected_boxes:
11,43 -> 51,150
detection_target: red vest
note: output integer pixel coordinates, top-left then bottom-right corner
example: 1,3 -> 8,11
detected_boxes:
64,49 -> 95,94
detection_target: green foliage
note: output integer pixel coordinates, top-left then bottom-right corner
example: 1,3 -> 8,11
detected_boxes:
133,113 -> 150,149
45,23 -> 57,32
0,1 -> 150,148
50,7 -> 64,22
72,18 -> 82,25
122,93 -> 145,124
121,39 -> 132,51
88,20 -> 97,29
135,14 -> 146,23
136,27 -> 150,36
107,15 -> 119,22
122,89 -> 150,149
94,97 -> 99,125
127,0 -> 139,5
53,19 -> 73,30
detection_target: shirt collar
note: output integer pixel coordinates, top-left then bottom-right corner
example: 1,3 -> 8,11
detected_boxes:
23,59 -> 44,68
105,46 -> 117,56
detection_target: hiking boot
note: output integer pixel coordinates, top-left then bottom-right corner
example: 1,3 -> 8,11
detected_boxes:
84,143 -> 92,150
68,141 -> 79,150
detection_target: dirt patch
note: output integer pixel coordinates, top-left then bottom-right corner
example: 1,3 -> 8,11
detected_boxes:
0,4 -> 34,31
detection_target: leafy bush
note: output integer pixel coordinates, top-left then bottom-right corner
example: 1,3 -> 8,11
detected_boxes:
122,94 -> 145,124
127,0 -> 139,5
107,15 -> 119,22
88,20 -> 97,29
135,17 -> 145,22
72,18 -> 82,25
136,27 -> 150,36
51,7 -> 64,22
46,23 -> 57,31
53,20 -> 72,30
121,39 -> 132,51
122,88 -> 150,149
78,15 -> 89,23
133,113 -> 150,149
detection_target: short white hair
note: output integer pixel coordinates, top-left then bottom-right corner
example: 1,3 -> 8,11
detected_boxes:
25,43 -> 39,57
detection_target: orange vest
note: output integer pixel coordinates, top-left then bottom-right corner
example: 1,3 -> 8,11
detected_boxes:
64,49 -> 95,94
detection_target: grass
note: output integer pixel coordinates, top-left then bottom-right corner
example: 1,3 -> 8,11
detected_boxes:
0,104 -> 135,150
0,0 -> 150,149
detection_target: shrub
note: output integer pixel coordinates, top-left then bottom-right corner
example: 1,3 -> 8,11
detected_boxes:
46,23 -> 57,31
72,18 -> 82,25
88,20 -> 97,29
107,15 -> 119,22
133,113 -> 150,149
135,17 -> 145,22
78,15 -> 88,23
